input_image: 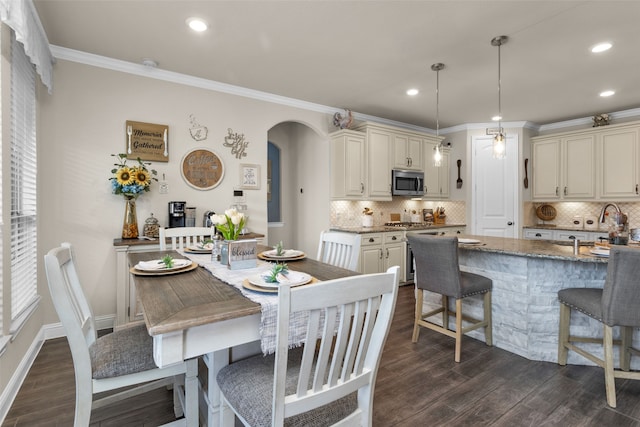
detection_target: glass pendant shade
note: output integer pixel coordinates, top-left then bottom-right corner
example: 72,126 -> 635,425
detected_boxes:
493,133 -> 506,159
433,144 -> 442,167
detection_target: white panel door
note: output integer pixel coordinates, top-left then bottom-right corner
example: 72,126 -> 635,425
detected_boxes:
472,134 -> 518,238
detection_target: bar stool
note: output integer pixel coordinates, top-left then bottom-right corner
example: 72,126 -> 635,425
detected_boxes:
407,234 -> 492,362
558,245 -> 640,408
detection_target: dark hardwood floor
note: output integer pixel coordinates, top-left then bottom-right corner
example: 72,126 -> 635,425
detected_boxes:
4,285 -> 640,426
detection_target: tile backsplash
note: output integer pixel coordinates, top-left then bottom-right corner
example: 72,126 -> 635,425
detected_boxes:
525,201 -> 640,229
331,200 -> 640,230
330,200 -> 466,227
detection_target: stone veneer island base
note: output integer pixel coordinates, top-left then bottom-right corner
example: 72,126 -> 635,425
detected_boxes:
416,236 -> 637,368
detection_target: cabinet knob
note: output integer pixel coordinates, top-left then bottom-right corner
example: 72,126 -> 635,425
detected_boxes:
555,187 -> 559,196
564,186 -> 567,196
392,236 -> 397,240
535,233 -> 542,237
636,184 -> 638,195
569,235 -> 576,239
507,221 -> 514,226
369,238 -> 375,243
379,249 -> 383,259
360,183 -> 364,193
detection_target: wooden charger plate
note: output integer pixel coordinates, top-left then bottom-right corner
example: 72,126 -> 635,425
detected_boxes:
242,277 -> 319,293
130,262 -> 198,276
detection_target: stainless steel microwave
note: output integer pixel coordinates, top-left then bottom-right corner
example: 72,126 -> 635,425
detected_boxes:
391,169 -> 424,196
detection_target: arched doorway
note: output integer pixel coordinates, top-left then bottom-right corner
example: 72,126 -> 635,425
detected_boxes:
267,122 -> 330,257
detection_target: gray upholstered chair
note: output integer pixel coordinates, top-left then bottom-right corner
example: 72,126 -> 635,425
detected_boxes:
558,245 -> 640,408
216,266 -> 399,426
407,234 -> 492,363
44,243 -> 198,426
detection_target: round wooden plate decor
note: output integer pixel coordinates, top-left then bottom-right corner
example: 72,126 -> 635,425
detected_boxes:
181,148 -> 225,190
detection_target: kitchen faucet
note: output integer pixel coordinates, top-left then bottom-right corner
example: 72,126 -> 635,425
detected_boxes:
598,203 -> 621,223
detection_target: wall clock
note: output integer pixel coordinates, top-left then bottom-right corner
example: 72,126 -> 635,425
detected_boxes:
180,148 -> 224,190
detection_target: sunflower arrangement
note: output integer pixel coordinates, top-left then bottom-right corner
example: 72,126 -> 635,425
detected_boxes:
109,153 -> 157,198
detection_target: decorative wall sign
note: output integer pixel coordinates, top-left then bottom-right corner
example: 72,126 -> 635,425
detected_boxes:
239,164 -> 260,190
180,148 -> 225,190
126,120 -> 169,162
223,128 -> 249,159
188,114 -> 208,141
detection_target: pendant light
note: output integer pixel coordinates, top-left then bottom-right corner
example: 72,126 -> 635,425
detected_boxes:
491,35 -> 508,159
431,63 -> 445,167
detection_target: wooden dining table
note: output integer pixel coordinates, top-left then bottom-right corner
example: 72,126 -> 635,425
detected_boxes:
128,246 -> 359,426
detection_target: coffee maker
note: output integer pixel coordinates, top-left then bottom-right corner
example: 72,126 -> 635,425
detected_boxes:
168,201 -> 186,228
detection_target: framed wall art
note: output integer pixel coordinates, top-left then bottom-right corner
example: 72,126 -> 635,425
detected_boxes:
125,120 -> 169,162
239,164 -> 260,190
180,148 -> 225,190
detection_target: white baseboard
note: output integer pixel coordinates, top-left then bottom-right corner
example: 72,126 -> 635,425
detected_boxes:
0,314 -> 116,424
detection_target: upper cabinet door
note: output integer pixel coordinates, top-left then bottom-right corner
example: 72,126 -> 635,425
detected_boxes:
391,133 -> 423,170
600,128 -> 640,199
532,138 -> 561,200
563,135 -> 596,199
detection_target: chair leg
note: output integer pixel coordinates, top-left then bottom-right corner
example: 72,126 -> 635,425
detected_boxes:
442,296 -> 450,330
621,326 -> 632,371
454,299 -> 463,363
604,325 -> 617,408
558,302 -> 570,365
412,289 -> 424,342
483,291 -> 492,346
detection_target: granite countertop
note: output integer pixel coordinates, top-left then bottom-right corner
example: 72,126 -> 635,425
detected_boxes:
330,223 -> 466,234
523,224 -> 609,233
457,234 -> 611,263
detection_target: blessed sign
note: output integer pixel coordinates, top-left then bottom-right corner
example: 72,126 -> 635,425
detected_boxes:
228,239 -> 257,270
126,120 -> 169,162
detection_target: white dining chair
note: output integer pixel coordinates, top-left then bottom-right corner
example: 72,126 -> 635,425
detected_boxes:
316,230 -> 361,271
159,226 -> 215,250
216,266 -> 399,426
44,243 -> 198,427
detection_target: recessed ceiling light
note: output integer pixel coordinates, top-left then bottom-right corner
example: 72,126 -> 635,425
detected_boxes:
186,17 -> 208,32
406,88 -> 419,96
492,115 -> 502,121
600,90 -> 615,97
591,42 -> 612,53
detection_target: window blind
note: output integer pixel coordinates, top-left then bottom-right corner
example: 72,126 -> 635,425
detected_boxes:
10,32 -> 37,322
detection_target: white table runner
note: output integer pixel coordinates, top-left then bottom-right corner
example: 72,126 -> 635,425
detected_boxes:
179,251 -> 311,354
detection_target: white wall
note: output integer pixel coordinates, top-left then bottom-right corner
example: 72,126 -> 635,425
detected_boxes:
37,59 -> 331,323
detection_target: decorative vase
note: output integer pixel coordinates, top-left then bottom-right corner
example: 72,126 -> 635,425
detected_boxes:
220,240 -> 231,265
122,196 -> 139,239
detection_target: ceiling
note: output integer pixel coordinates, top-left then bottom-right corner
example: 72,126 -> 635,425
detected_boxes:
33,1 -> 640,130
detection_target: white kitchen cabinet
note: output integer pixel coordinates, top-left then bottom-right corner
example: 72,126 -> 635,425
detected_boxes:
531,134 -> 595,200
599,127 -> 640,199
531,120 -> 640,201
359,231 -> 405,282
392,133 -> 423,170
424,142 -> 449,199
366,127 -> 393,199
523,228 -> 608,242
523,229 -> 554,240
330,130 -> 366,199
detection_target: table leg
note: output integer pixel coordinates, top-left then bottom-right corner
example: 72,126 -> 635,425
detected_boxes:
202,350 -> 235,427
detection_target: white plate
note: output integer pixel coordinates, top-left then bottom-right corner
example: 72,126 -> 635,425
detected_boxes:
261,249 -> 305,258
458,238 -> 481,244
248,271 -> 312,289
135,259 -> 192,271
590,248 -> 610,257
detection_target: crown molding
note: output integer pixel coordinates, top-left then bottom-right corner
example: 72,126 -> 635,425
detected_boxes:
50,45 -> 640,134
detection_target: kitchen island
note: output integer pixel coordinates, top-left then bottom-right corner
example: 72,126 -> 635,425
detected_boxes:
422,235 -> 638,369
